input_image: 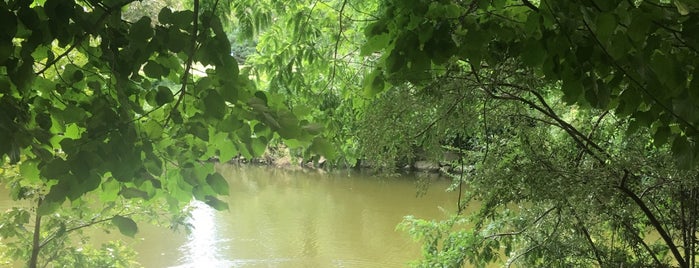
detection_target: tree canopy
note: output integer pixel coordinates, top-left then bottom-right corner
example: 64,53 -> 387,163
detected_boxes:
1,0 -> 699,267
358,0 -> 699,267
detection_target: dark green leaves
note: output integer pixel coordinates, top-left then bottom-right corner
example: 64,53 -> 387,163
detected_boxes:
159,8 -> 193,30
204,195 -> 228,211
155,86 -> 174,106
202,90 -> 227,120
0,8 -> 17,40
129,17 -> 153,42
144,61 -> 167,78
595,12 -> 617,43
206,173 -> 229,196
0,39 -> 11,65
111,215 -> 138,237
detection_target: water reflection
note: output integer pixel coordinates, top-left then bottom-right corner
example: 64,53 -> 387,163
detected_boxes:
163,166 -> 457,268
172,201 -> 227,268
0,166 -> 458,268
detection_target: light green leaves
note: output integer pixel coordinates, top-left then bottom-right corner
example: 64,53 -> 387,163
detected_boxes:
19,160 -> 41,186
674,0 -> 690,15
361,33 -> 390,56
309,137 -> 336,160
111,215 -> 138,238
363,69 -> 385,97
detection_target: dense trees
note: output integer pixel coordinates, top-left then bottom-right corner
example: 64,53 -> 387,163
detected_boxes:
0,0 -> 325,266
0,0 -> 698,267
360,0 -> 699,267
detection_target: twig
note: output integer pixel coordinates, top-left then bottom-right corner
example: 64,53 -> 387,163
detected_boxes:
164,0 -> 200,126
521,0 -> 539,12
324,0 -> 348,93
485,206 -> 556,239
580,17 -> 699,136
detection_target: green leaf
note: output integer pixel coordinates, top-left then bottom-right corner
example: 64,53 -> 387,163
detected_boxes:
129,17 -> 153,42
144,61 -> 164,79
168,10 -> 194,29
0,39 -> 11,65
249,137 -> 267,157
143,156 -> 163,176
156,86 -> 174,106
19,160 -> 40,184
112,215 -> 138,237
595,12 -> 617,43
71,70 -> 84,82
671,136 -> 695,169
119,187 -> 149,199
674,0 -> 690,15
99,178 -> 120,202
143,119 -> 163,139
309,137 -> 336,160
205,195 -> 229,211
203,91 -> 226,120
521,39 -> 545,67
654,126 -> 671,147
37,200 -> 61,216
561,69 -> 583,104
363,69 -> 385,97
158,7 -> 173,24
650,50 -> 681,89
217,136 -> 238,162
36,112 -> 52,130
301,123 -> 324,135
0,9 -> 17,39
361,34 -> 390,56
206,173 -> 229,196
217,55 -> 239,82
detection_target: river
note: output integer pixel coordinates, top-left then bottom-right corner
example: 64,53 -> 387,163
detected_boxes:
1,165 -> 459,267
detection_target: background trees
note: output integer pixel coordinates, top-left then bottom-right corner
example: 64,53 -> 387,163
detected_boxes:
360,0 -> 699,266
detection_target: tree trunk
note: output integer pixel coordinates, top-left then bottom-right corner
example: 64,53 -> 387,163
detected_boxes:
28,199 -> 42,268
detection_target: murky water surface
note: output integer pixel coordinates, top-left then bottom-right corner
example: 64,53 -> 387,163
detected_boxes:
2,165 -> 458,267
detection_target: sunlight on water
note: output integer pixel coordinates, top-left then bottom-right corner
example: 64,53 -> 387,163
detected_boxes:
0,166 -> 459,268
171,201 -> 226,268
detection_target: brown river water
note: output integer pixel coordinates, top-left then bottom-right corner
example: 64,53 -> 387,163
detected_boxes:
1,165 -> 458,267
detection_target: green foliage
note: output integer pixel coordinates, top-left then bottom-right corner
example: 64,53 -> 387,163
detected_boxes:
366,0 -> 699,169
360,1 -> 699,266
0,0 -> 329,266
231,0 -> 381,167
111,215 -> 138,237
0,0 -> 327,214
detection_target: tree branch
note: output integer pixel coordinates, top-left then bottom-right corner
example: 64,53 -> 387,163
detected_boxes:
616,183 -> 687,267
580,17 -> 699,137
521,0 -> 539,12
165,0 -> 200,126
485,206 -> 556,239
